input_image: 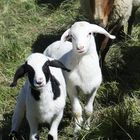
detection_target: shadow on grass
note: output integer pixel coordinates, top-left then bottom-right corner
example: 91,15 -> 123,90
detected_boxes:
104,45 -> 140,92
35,0 -> 66,8
32,33 -> 62,53
1,112 -> 29,140
97,44 -> 140,107
120,46 -> 140,90
0,112 -> 12,140
134,9 -> 140,24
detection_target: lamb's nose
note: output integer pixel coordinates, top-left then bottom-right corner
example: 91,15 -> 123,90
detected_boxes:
77,46 -> 84,50
36,81 -> 42,85
36,78 -> 43,85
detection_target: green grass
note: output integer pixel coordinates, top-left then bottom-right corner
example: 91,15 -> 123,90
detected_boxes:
0,0 -> 140,139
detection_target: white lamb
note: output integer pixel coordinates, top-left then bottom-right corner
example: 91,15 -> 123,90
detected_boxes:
9,53 -> 70,140
44,21 -> 116,133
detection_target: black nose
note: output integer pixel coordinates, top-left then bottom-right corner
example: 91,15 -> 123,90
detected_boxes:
36,81 -> 42,85
35,78 -> 43,85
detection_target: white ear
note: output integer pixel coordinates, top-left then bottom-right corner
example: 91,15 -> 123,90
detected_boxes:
60,29 -> 71,42
90,24 -> 116,39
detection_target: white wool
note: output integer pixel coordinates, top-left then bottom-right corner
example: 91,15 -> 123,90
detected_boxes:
10,53 -> 67,140
44,21 -> 115,133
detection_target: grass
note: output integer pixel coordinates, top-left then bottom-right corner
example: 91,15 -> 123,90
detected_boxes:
0,0 -> 140,139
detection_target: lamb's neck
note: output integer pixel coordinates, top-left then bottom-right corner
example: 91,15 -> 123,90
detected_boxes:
72,41 -> 98,62
69,53 -> 99,73
88,36 -> 99,55
31,82 -> 53,101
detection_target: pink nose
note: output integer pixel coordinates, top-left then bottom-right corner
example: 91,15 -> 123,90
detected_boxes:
77,46 -> 84,50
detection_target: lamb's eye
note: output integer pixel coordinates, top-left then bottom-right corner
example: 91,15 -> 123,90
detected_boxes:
89,32 -> 92,35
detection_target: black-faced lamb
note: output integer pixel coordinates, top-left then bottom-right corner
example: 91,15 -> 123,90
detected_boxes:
44,21 -> 115,133
9,53 -> 70,140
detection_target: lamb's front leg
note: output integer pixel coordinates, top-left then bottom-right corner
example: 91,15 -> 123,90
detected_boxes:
48,110 -> 63,140
27,115 -> 39,140
84,88 -> 98,130
9,88 -> 26,140
68,87 -> 83,134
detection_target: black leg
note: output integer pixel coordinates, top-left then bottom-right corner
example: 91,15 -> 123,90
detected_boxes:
48,134 -> 53,140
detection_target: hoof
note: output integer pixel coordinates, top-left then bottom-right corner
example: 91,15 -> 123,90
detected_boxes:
9,131 -> 18,140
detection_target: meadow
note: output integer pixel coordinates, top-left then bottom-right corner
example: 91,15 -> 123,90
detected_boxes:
0,0 -> 140,139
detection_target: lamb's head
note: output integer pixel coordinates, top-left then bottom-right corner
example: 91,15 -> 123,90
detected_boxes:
10,53 -> 70,88
61,21 -> 115,54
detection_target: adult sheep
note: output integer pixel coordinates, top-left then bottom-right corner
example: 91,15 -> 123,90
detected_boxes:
80,0 -> 140,33
80,0 -> 140,64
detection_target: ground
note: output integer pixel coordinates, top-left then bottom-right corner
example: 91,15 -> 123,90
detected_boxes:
0,0 -> 140,139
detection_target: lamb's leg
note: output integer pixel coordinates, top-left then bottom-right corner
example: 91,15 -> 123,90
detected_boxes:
68,87 -> 83,134
10,87 -> 26,139
127,7 -> 138,36
84,88 -> 98,130
27,115 -> 39,140
48,110 -> 64,140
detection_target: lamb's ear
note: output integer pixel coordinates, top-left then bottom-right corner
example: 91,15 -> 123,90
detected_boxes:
60,28 -> 71,42
48,60 -> 71,72
10,63 -> 27,87
90,24 -> 116,39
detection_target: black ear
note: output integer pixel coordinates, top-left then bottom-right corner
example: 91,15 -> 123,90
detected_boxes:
10,63 -> 27,87
48,60 -> 71,72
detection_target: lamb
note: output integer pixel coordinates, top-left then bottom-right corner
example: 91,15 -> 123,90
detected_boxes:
43,21 -> 116,133
9,53 -> 70,140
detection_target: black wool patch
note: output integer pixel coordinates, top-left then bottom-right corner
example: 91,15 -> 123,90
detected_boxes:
42,61 -> 51,83
50,75 -> 60,100
31,87 -> 40,101
27,65 -> 35,87
42,61 -> 60,100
